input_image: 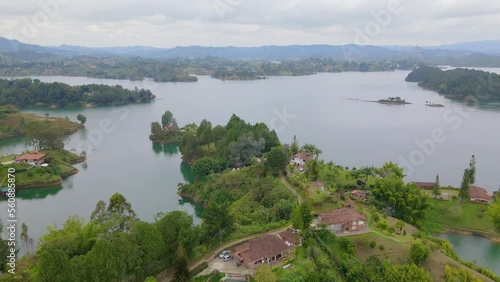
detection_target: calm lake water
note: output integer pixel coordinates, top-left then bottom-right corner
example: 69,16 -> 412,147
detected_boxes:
440,233 -> 500,275
0,70 -> 499,269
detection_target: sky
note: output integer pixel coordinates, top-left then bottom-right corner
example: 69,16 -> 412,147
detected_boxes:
0,0 -> 499,48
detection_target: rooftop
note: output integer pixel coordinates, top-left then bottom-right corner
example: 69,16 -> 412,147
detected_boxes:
318,207 -> 367,225
234,234 -> 291,263
15,153 -> 46,161
468,186 -> 492,201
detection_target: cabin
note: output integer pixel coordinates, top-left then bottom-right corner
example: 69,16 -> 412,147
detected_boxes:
233,230 -> 296,269
469,186 -> 493,204
318,207 -> 367,234
413,181 -> 436,190
14,153 -> 46,166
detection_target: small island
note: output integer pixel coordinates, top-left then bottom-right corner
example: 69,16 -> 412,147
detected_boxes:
377,96 -> 411,105
149,110 -> 183,144
425,101 -> 445,107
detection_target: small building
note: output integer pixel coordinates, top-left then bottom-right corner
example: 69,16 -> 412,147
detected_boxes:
234,233 -> 294,269
413,181 -> 436,190
318,207 -> 367,233
351,190 -> 367,201
290,152 -> 314,166
469,186 -> 493,204
14,153 -> 46,166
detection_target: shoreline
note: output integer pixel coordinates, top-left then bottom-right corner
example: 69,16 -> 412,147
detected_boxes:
442,227 -> 500,243
177,192 -> 204,206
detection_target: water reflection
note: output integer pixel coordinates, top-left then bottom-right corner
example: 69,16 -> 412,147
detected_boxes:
178,197 -> 203,224
180,161 -> 195,184
0,186 -> 63,201
152,142 -> 180,156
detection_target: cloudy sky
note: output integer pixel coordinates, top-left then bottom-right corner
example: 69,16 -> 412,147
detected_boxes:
1,0 -> 499,48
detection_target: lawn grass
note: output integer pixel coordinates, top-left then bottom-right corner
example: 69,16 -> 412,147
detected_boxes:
425,198 -> 495,235
0,112 -> 82,140
0,154 -> 15,163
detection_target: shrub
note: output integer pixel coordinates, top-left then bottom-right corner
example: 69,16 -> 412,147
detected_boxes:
370,241 -> 376,248
379,245 -> 384,251
403,230 -> 407,236
372,213 -> 380,222
388,227 -> 395,234
377,222 -> 388,230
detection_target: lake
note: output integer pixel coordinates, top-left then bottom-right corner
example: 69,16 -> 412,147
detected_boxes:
440,233 -> 500,275
0,70 -> 499,270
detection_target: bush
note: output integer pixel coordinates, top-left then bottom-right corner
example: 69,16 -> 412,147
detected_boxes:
403,230 -> 407,236
388,227 -> 395,234
377,222 -> 388,230
379,245 -> 385,251
370,241 -> 376,248
372,213 -> 380,222
339,237 -> 356,255
410,243 -> 430,265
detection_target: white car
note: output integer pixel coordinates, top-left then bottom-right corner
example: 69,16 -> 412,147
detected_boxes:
219,250 -> 229,258
223,255 -> 233,262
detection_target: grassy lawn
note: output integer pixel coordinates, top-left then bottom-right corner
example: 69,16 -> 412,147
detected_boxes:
15,168 -> 62,187
0,112 -> 82,140
0,154 -> 15,163
425,198 -> 495,235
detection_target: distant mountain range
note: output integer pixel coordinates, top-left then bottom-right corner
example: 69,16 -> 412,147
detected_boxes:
1,36 -> 500,66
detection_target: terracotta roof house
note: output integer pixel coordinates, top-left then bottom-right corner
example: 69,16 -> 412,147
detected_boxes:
14,153 -> 46,166
469,186 -> 493,204
413,182 -> 436,190
351,190 -> 367,201
318,207 -> 367,234
290,152 -> 314,166
234,233 -> 294,269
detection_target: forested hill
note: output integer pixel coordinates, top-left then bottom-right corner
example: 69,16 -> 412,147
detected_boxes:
0,78 -> 155,107
405,66 -> 500,104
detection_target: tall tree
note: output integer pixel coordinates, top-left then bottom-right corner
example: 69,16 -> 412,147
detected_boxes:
172,243 -> 190,282
409,242 -> 430,265
290,135 -> 299,155
161,110 -> 174,127
432,174 -> 441,199
467,155 -> 476,185
459,169 -> 470,203
301,143 -> 322,159
202,202 -> 235,244
264,146 -> 289,176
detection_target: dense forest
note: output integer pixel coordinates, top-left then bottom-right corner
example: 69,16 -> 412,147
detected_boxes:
405,65 -> 500,104
179,114 -> 280,170
0,78 -> 155,107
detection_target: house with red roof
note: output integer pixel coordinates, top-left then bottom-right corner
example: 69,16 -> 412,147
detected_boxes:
468,186 -> 493,204
318,207 -> 367,233
14,153 -> 46,166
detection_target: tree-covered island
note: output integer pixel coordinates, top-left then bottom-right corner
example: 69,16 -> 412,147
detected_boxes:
406,65 -> 500,105
0,78 -> 155,108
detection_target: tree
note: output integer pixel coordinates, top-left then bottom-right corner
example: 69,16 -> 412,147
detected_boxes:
459,169 -> 470,203
172,243 -> 190,282
394,220 -> 405,234
409,242 -> 430,265
432,174 -> 441,199
202,202 -> 235,244
254,264 -> 277,282
487,201 -> 500,233
301,143 -> 322,159
76,114 -> 87,125
264,146 -> 288,176
161,110 -> 174,127
467,155 -> 476,185
25,121 -> 69,150
290,135 -> 299,155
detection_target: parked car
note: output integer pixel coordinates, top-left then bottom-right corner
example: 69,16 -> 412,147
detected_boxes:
219,250 -> 229,258
223,255 -> 233,262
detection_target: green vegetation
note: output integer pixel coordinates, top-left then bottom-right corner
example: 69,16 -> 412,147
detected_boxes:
425,199 -> 497,235
444,265 -> 483,282
149,110 -> 182,144
488,200 -> 500,233
409,242 -> 430,265
406,65 -> 500,104
0,150 -> 84,189
179,114 -> 279,167
0,106 -> 82,141
0,78 -> 155,107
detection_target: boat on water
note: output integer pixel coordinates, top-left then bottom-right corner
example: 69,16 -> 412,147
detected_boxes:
377,96 -> 411,105
425,101 -> 445,107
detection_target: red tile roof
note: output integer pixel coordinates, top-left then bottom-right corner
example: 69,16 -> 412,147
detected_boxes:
15,153 -> 46,161
318,207 -> 367,225
468,186 -> 492,202
351,190 -> 367,200
234,235 -> 290,263
278,229 -> 296,245
292,152 -> 314,161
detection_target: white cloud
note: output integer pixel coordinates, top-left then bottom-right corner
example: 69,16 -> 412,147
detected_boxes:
0,0 -> 499,47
